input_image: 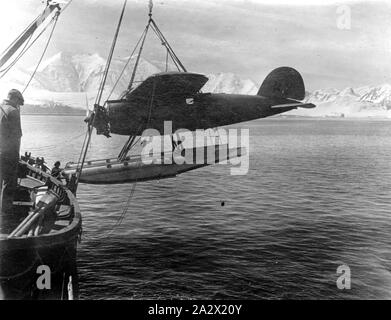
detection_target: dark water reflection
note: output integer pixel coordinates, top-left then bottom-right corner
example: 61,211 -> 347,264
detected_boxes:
21,116 -> 391,299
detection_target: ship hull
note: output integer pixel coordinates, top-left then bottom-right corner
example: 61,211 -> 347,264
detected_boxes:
0,162 -> 82,300
0,235 -> 79,300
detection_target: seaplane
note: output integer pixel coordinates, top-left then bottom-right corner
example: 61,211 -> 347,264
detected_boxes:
0,0 -> 315,300
64,0 -> 315,187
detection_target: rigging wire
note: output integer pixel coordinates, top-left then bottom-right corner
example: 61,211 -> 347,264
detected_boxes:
95,0 -> 128,106
107,26 -> 148,101
113,79 -> 156,226
150,23 -> 180,71
110,14 -> 188,100
0,17 -> 37,60
127,20 -> 151,91
149,22 -> 181,71
0,34 -> 33,77
117,73 -> 156,161
149,18 -> 187,72
75,0 -> 128,191
105,3 -> 188,229
80,1 -> 187,238
23,12 -> 60,94
107,5 -> 188,101
86,80 -> 157,240
165,47 -> 169,72
0,0 -> 73,79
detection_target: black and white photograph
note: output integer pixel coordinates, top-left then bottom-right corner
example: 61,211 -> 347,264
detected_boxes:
0,0 -> 390,305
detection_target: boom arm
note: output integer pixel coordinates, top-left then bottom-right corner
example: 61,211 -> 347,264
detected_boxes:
0,2 -> 61,69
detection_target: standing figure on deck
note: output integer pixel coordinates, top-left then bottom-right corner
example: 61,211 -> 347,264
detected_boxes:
51,160 -> 68,184
0,89 -> 23,231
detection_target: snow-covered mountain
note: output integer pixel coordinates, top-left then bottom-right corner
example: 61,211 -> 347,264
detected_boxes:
358,84 -> 391,107
202,73 -> 257,95
296,84 -> 391,118
1,52 -> 390,118
0,52 -> 257,108
305,85 -> 391,108
26,52 -> 161,96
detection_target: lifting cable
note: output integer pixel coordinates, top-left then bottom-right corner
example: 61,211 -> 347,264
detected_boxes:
0,17 -> 37,60
149,18 -> 187,72
89,80 -> 157,239
107,27 -> 148,101
0,34 -> 33,77
111,5 -> 187,100
83,1 -> 179,237
0,0 -> 73,79
127,21 -> 151,91
117,76 -> 156,161
75,0 -> 128,191
23,12 -> 60,94
95,1 -> 128,106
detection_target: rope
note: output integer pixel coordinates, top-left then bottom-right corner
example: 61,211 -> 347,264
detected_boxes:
150,22 -> 181,71
127,20 -> 151,91
95,0 -> 128,106
109,79 -> 156,230
90,78 -> 157,239
82,38 -> 159,240
89,181 -> 137,239
81,184 -> 136,240
112,182 -> 137,228
0,34 -> 33,77
145,78 -> 156,127
109,4 -> 187,100
0,0 -> 72,79
75,126 -> 91,175
23,12 -> 60,94
75,0 -> 128,191
0,16 -> 37,59
107,26 -> 148,101
150,18 -> 187,72
150,23 -> 180,71
62,0 -> 74,12
117,74 -> 156,160
165,48 -> 169,72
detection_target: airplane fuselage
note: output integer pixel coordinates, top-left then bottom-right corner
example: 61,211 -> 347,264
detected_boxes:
106,93 -> 297,136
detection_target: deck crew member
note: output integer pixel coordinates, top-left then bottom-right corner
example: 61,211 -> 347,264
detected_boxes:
51,161 -> 68,183
0,89 -> 24,230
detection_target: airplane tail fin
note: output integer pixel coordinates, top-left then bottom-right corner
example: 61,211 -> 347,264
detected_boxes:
257,67 -> 305,101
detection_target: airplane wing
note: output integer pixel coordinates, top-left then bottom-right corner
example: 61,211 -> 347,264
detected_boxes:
126,72 -> 209,102
271,102 -> 315,109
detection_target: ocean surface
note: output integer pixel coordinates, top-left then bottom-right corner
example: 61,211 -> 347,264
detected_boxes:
21,115 -> 391,299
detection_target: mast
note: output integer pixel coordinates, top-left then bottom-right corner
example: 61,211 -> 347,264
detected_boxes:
0,1 -> 61,69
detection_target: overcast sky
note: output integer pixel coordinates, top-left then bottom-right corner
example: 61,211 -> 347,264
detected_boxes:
0,0 -> 390,91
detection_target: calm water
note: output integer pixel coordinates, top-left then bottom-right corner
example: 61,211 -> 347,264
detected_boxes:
21,115 -> 391,299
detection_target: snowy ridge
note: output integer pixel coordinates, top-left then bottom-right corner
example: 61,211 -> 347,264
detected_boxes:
202,73 -> 257,95
0,52 -> 390,117
297,85 -> 391,118
0,52 -> 258,108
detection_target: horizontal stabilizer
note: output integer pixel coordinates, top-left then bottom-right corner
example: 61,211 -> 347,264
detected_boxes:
271,102 -> 315,109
